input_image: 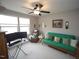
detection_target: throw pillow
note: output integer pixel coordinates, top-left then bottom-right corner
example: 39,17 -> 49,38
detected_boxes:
48,35 -> 54,41
45,33 -> 54,41
63,39 -> 71,45
71,40 -> 77,47
54,37 -> 60,42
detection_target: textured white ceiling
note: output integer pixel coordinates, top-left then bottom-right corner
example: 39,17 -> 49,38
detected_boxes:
0,0 -> 79,15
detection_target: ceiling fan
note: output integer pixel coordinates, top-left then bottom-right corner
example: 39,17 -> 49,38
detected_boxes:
23,2 -> 50,16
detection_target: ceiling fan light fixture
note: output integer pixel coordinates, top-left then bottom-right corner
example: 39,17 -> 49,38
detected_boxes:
34,10 -> 40,15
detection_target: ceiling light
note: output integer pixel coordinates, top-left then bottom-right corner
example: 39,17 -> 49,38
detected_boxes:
34,10 -> 40,15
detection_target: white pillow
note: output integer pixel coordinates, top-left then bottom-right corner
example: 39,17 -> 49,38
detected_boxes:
71,40 -> 77,47
54,37 -> 60,42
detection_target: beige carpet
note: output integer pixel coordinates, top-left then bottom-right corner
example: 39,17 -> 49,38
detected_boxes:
8,42 -> 75,59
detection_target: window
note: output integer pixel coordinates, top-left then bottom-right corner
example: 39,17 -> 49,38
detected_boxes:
19,18 -> 30,34
0,15 -> 30,34
0,15 -> 18,34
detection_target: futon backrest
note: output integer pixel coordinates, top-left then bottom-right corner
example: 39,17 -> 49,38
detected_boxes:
48,32 -> 76,40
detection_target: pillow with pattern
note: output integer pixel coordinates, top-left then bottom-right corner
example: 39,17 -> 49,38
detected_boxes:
48,35 -> 54,41
54,37 -> 60,42
63,39 -> 71,45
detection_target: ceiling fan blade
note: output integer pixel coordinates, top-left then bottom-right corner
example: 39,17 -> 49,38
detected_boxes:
22,6 -> 33,10
40,11 -> 50,13
23,4 -> 38,10
28,12 -> 33,14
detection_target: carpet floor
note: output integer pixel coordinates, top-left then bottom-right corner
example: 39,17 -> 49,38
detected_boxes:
8,42 -> 75,59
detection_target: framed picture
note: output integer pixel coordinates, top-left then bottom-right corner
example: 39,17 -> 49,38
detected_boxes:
52,19 -> 63,28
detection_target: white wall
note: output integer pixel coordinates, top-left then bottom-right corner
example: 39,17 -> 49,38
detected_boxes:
38,9 -> 79,36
